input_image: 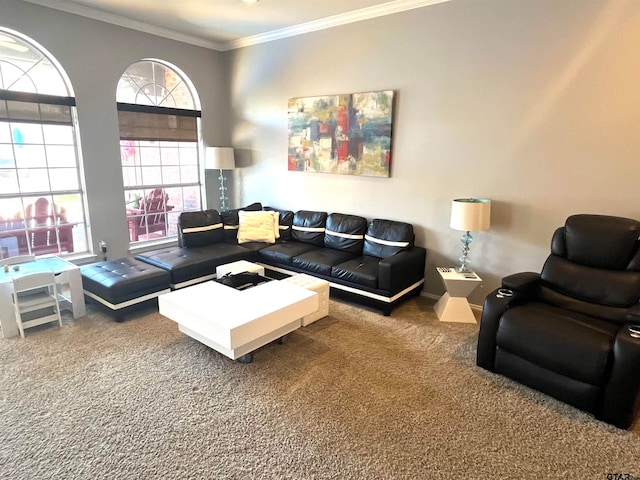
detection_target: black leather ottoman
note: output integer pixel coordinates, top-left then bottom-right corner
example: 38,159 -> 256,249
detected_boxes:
81,257 -> 171,322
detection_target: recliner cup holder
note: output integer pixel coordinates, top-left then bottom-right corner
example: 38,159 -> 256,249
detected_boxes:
496,288 -> 513,298
628,325 -> 640,339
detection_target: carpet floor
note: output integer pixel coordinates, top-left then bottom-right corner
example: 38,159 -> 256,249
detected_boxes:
1,296 -> 639,479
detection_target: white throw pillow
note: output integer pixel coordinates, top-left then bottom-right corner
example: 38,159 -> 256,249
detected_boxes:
237,210 -> 279,244
272,210 -> 280,239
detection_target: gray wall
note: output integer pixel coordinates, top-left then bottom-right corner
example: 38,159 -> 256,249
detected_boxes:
2,0 -> 230,260
3,0 -> 639,305
226,0 -> 640,304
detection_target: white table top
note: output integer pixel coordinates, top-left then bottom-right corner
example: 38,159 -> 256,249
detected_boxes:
160,279 -> 316,329
1,256 -> 77,282
436,267 -> 482,282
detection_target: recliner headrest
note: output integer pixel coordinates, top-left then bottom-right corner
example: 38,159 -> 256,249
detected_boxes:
558,214 -> 640,270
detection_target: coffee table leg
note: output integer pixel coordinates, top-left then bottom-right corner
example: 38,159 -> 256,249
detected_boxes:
237,353 -> 253,364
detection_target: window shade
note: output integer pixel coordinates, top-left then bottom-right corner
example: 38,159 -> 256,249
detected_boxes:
117,110 -> 197,142
0,95 -> 74,125
116,103 -> 201,142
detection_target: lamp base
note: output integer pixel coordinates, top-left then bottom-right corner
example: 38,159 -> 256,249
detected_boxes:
456,231 -> 473,273
218,169 -> 229,213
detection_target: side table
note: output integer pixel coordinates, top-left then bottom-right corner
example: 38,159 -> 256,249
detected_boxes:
433,267 -> 482,323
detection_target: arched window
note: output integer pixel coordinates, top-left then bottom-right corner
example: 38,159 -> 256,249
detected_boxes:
116,60 -> 202,244
0,29 -> 88,258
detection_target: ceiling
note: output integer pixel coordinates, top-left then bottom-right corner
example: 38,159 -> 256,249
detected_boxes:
21,0 -> 447,51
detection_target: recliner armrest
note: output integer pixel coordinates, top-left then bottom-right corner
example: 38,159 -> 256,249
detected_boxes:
600,324 -> 640,428
502,272 -> 540,292
477,289 -> 520,370
378,246 -> 426,293
477,273 -> 541,371
625,303 -> 640,323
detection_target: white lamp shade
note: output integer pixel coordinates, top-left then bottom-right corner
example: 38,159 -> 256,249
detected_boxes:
450,198 -> 491,232
205,147 -> 235,170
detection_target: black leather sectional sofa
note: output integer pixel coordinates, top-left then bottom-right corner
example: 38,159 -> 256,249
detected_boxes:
135,202 -> 427,315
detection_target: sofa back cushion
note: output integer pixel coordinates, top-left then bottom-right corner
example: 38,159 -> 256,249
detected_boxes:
324,213 -> 367,254
292,210 -> 327,247
363,219 -> 414,258
264,207 -> 294,241
220,202 -> 263,244
178,209 -> 224,247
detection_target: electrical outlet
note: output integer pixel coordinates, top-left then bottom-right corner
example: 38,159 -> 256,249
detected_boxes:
99,240 -> 107,253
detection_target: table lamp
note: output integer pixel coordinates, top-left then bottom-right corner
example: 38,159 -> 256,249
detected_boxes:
450,198 -> 491,273
205,147 -> 235,213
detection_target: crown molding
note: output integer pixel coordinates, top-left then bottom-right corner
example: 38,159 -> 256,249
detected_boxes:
224,0 -> 450,51
20,0 -> 226,50
21,0 -> 450,52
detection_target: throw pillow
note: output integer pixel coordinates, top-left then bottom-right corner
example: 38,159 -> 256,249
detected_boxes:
237,210 -> 279,244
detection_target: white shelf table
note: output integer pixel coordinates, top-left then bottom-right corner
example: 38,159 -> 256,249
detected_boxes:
433,267 -> 482,324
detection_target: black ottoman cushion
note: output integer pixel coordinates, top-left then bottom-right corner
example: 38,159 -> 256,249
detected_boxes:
135,244 -> 256,287
81,257 -> 170,307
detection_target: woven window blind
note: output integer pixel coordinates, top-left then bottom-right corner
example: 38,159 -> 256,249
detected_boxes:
0,91 -> 74,125
117,103 -> 200,142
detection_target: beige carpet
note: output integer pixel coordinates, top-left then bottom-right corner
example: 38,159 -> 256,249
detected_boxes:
1,296 -> 639,479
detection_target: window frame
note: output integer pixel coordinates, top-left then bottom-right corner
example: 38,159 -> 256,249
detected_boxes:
0,28 -> 89,260
116,59 -> 203,246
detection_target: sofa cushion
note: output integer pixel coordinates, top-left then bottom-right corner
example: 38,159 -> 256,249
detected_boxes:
220,202 -> 263,244
237,210 -> 279,244
324,213 -> 367,254
292,248 -> 356,276
331,256 -> 380,289
292,210 -> 327,247
363,219 -> 414,258
265,207 -> 294,241
258,242 -> 318,266
178,210 -> 224,247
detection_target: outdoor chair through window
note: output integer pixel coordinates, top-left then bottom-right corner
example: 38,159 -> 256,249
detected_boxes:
126,189 -> 174,242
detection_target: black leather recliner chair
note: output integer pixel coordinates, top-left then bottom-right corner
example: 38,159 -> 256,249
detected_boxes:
477,214 -> 640,429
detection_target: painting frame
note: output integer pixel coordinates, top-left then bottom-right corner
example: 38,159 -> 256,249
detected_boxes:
287,90 -> 394,177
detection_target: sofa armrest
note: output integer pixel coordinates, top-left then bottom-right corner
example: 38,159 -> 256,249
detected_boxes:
378,246 -> 426,293
600,324 -> 640,428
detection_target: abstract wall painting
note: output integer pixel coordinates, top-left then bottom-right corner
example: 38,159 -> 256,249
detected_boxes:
287,90 -> 394,177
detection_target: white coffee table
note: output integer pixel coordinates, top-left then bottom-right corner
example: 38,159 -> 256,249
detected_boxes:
216,260 -> 265,277
158,279 -> 318,363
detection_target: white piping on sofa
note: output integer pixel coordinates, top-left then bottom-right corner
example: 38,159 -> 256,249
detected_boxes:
258,263 -> 424,304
